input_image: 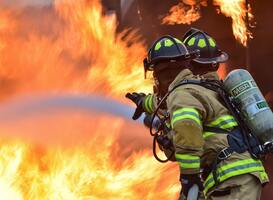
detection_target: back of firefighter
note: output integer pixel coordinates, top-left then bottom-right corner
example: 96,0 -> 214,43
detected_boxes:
126,29 -> 268,200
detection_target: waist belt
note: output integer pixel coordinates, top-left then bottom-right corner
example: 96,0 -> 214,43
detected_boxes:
203,126 -> 263,161
203,126 -> 264,187
210,189 -> 231,197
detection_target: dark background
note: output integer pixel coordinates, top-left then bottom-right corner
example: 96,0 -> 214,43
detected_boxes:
103,0 -> 273,95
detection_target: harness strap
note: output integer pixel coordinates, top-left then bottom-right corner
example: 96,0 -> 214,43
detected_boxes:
203,126 -> 230,134
202,126 -> 249,185
203,126 -> 265,187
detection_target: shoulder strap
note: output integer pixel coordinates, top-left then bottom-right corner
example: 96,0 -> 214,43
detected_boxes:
171,79 -> 223,94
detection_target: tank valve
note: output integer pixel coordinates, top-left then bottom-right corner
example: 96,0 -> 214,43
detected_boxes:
263,141 -> 273,153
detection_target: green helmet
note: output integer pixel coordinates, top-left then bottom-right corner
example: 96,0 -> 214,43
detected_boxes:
143,35 -> 198,77
183,28 -> 228,65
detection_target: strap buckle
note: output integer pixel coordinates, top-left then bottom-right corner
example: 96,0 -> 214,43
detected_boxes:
218,147 -> 232,161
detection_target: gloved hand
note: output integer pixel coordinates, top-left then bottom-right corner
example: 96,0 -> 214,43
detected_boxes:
126,92 -> 146,120
179,173 -> 203,200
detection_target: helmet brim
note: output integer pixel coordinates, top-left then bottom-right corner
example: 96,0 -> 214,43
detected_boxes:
150,55 -> 184,64
148,50 -> 199,69
193,51 -> 228,64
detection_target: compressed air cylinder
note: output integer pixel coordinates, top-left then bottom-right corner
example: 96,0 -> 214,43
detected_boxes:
224,69 -> 273,144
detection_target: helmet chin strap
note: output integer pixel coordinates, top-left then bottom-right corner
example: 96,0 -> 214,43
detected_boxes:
154,77 -> 167,100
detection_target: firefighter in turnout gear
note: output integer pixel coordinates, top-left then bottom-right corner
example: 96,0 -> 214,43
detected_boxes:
126,30 -> 268,200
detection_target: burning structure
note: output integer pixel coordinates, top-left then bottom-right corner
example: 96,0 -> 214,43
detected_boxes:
0,0 -> 272,199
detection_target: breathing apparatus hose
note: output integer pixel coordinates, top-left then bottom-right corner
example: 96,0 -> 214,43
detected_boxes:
150,91 -> 175,163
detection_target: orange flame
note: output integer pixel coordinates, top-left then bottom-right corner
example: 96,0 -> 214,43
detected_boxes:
54,0 -> 152,96
0,113 -> 179,199
162,0 -> 207,25
162,0 -> 254,46
0,0 -> 181,199
0,0 -> 152,101
213,0 -> 253,46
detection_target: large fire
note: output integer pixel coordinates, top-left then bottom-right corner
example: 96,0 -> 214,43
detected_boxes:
162,0 -> 254,46
0,111 -> 179,200
0,0 -> 180,199
0,0 -> 152,100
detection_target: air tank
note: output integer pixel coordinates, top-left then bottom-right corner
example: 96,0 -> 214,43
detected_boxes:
224,69 -> 273,144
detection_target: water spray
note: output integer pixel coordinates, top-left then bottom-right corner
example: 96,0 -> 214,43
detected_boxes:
0,94 -> 143,123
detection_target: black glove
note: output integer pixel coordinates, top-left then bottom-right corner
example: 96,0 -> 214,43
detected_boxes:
179,174 -> 203,200
126,92 -> 146,120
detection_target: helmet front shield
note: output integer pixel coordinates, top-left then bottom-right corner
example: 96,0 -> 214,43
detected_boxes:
143,35 -> 199,79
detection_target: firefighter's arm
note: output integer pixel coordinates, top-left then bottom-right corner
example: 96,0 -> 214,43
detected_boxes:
168,88 -> 207,198
141,94 -> 157,114
167,87 -> 207,175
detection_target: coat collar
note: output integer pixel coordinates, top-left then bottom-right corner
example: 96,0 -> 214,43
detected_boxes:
169,69 -> 219,91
